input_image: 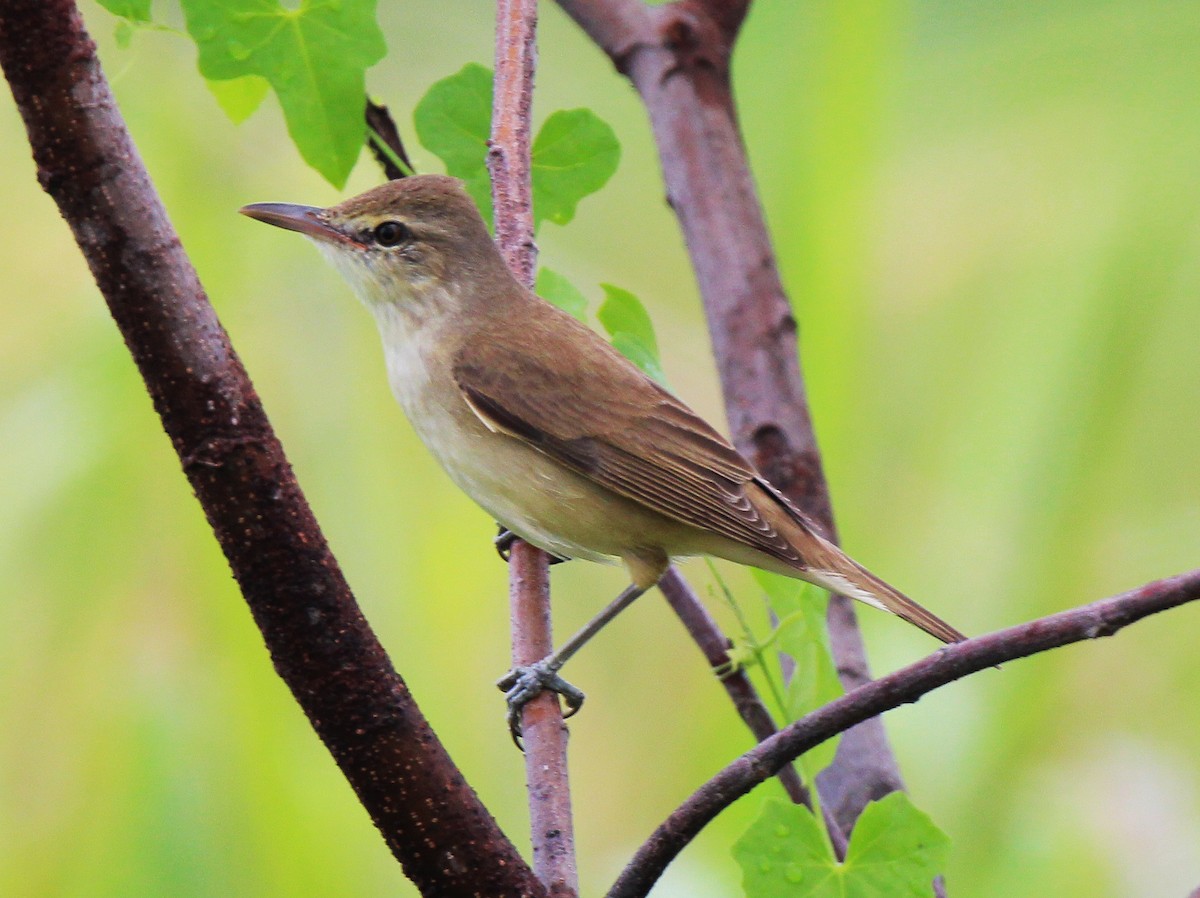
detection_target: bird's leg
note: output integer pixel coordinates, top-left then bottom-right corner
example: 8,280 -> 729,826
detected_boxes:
498,581 -> 649,745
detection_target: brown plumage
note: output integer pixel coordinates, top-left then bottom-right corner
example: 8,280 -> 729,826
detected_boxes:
453,304 -> 966,644
241,174 -> 966,654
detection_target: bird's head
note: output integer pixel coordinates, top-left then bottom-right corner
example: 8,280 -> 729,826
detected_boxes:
240,174 -> 508,314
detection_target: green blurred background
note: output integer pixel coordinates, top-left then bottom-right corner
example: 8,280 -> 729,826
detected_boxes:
3,1 -> 1199,895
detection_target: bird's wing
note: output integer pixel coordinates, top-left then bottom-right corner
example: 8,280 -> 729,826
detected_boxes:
451,313 -> 811,567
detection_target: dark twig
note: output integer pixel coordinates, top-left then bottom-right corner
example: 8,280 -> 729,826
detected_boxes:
556,0 -> 902,835
657,567 -> 849,859
608,569 -> 1200,898
365,99 -> 415,179
0,4 -> 545,897
488,2 -> 577,895
657,568 -> 810,806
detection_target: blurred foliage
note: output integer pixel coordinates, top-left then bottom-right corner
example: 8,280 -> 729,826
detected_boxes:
2,1 -> 1199,897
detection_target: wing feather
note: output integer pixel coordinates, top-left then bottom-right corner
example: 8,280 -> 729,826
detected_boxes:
452,315 -> 809,568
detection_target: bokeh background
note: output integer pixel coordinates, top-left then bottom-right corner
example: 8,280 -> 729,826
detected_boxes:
3,1 -> 1199,895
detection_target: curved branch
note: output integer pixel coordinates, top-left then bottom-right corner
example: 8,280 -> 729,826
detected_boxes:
608,568 -> 1200,898
0,4 -> 544,896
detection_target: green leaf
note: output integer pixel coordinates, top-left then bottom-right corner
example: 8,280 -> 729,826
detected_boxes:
734,800 -> 836,898
535,268 -> 588,322
413,67 -> 620,231
734,795 -> 950,898
96,0 -> 153,22
179,0 -> 386,188
114,19 -> 135,48
413,63 -> 494,224
597,284 -> 666,385
753,570 -> 844,776
206,74 -> 270,124
531,108 -> 620,229
843,794 -> 950,896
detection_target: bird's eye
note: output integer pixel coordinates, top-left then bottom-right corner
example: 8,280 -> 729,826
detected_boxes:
372,220 -> 411,247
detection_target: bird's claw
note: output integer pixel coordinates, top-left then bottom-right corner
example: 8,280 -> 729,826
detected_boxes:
497,660 -> 585,748
494,526 -> 517,562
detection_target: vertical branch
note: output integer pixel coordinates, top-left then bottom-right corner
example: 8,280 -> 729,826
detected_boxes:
0,2 -> 547,896
508,541 -> 577,896
490,0 -> 539,283
489,3 -> 578,896
554,0 -> 905,834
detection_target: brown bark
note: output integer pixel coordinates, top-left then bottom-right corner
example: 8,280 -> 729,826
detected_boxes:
0,3 -> 544,895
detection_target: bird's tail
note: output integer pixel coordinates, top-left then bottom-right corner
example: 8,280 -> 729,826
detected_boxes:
804,548 -> 967,645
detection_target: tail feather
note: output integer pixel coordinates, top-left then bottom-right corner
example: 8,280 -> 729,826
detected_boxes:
806,557 -> 967,645
743,477 -> 967,644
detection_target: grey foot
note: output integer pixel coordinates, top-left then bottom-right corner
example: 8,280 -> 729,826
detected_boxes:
497,660 -> 585,747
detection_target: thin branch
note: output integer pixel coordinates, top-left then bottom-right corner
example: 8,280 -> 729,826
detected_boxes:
0,4 -> 545,896
608,568 -> 1200,898
488,2 -> 578,896
556,0 -> 902,834
490,0 -> 539,284
658,567 -> 849,860
508,541 -> 578,898
657,568 -> 811,809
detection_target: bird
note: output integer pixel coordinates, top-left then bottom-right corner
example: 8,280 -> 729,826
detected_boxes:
240,174 -> 966,732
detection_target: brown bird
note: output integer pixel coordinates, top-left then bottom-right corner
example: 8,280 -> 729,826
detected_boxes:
241,174 -> 966,730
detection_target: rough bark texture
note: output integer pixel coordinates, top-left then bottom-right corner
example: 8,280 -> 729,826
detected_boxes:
0,3 -> 545,895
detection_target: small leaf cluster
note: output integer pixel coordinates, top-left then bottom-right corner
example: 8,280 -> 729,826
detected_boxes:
100,0 -> 387,187
734,795 -> 950,898
413,65 -> 661,381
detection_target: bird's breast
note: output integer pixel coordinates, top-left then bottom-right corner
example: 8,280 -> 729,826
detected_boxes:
375,320 -> 689,564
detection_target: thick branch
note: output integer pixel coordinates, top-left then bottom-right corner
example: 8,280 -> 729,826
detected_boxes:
0,4 -> 545,896
556,0 -> 902,831
608,569 -> 1200,898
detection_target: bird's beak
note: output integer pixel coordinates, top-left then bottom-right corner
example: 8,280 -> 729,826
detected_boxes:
239,202 -> 358,246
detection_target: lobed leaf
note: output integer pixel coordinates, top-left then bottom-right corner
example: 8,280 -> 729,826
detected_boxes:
413,66 -> 620,231
180,0 -> 386,188
531,108 -> 620,229
734,795 -> 950,898
412,62 -> 495,223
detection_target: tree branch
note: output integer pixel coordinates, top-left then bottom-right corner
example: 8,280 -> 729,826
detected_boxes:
656,567 -> 850,859
488,2 -> 578,895
0,3 -> 546,896
608,568 -> 1200,898
556,0 -> 903,834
